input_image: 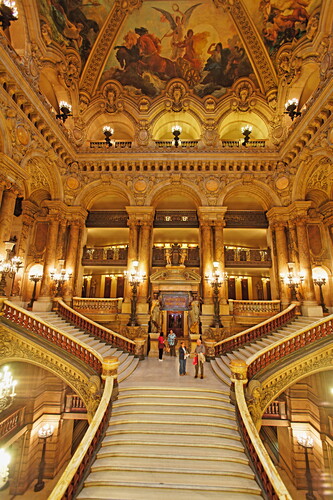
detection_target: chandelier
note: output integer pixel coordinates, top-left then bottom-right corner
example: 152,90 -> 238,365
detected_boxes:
0,448 -> 10,489
0,366 -> 17,413
0,1 -> 18,31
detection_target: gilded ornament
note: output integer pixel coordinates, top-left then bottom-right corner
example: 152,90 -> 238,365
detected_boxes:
66,177 -> 80,190
134,179 -> 147,192
275,176 -> 289,190
16,126 -> 30,146
205,178 -> 219,192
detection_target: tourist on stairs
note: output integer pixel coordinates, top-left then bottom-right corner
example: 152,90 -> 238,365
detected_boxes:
158,333 -> 165,361
194,338 -> 206,379
179,341 -> 189,376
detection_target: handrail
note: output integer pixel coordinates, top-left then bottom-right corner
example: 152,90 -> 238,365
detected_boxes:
246,314 -> 333,379
2,301 -> 103,375
73,297 -> 122,302
72,297 -> 122,314
0,406 -> 26,440
49,376 -> 114,500
57,300 -> 136,353
215,304 -> 297,356
234,378 -> 292,500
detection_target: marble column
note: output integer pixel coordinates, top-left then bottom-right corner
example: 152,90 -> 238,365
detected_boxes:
288,221 -> 300,271
0,188 -> 17,256
273,222 -> 290,306
200,221 -> 213,303
63,220 -> 81,302
56,220 -> 68,262
37,216 -> 60,301
138,221 -> 153,302
125,218 -> 140,302
214,220 -> 227,303
295,218 -> 316,303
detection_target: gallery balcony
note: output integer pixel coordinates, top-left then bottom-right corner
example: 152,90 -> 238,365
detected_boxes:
82,246 -> 128,266
225,247 -> 272,268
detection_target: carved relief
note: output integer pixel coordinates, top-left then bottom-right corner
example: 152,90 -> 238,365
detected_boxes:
230,80 -> 256,112
165,82 -> 189,113
102,83 -> 124,113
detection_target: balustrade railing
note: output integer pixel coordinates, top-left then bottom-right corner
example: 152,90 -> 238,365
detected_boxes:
49,377 -> 114,500
82,246 -> 128,265
0,406 -> 26,440
89,140 -> 132,149
225,247 -> 271,267
155,140 -> 199,148
2,301 -> 103,375
215,304 -> 297,356
73,297 -> 122,315
246,315 -> 333,379
65,394 -> 86,413
230,300 -> 280,317
221,140 -> 266,148
58,300 -> 135,354
263,400 -> 287,420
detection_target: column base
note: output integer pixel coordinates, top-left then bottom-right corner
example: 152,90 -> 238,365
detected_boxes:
33,297 -> 53,312
301,302 -> 323,317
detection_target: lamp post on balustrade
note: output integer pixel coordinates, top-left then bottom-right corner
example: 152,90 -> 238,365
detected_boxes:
280,263 -> 304,302
312,275 -> 328,313
34,424 -> 54,492
28,272 -> 43,309
205,262 -> 227,328
0,240 -> 22,297
297,433 -> 315,500
125,261 -> 146,326
50,262 -> 72,297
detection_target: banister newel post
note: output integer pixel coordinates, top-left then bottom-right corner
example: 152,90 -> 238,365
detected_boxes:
229,359 -> 248,405
102,356 -> 119,399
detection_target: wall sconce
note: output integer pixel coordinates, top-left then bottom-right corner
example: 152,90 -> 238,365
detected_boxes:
56,101 -> 72,123
241,125 -> 252,146
285,98 -> 301,121
0,0 -> 18,30
171,125 -> 182,148
103,125 -> 114,147
0,448 -> 10,490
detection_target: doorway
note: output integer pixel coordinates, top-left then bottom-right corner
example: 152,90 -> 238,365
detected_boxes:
167,312 -> 184,337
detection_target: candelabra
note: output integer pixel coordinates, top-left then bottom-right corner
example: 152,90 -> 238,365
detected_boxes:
0,0 -> 18,31
0,365 -> 17,413
280,264 -> 304,302
50,263 -> 72,297
312,275 -> 328,313
297,433 -> 315,500
34,424 -> 54,492
125,261 -> 146,326
171,125 -> 182,148
0,240 -> 22,297
205,262 -> 227,328
285,98 -> 301,121
0,448 -> 10,491
241,124 -> 252,146
103,125 -> 114,147
56,101 -> 72,122
28,272 -> 43,308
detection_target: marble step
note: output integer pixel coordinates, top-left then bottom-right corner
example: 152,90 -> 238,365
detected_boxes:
102,433 -> 243,449
118,358 -> 139,382
106,421 -> 240,437
112,401 -> 235,416
109,409 -> 236,425
119,386 -> 229,398
78,482 -> 262,499
116,392 -> 230,404
84,469 -> 258,488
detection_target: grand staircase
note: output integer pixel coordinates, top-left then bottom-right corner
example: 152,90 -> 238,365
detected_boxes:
38,311 -> 320,499
35,312 -> 139,382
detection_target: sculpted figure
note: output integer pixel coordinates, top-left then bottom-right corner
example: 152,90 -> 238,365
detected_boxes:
150,294 -> 161,332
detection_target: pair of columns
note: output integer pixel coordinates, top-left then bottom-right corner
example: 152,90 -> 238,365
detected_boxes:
0,184 -> 20,257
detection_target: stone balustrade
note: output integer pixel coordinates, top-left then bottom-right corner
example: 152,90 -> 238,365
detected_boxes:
72,297 -> 122,315
0,406 -> 26,441
230,299 -> 280,317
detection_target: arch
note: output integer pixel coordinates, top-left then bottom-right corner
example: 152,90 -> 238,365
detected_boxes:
74,180 -> 134,209
218,110 -> 269,141
292,155 -> 333,201
305,189 -> 329,208
21,151 -> 63,201
218,180 -> 282,210
152,110 -> 201,141
28,188 -> 52,206
146,180 -> 207,208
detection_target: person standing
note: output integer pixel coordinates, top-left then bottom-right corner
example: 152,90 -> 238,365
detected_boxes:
194,338 -> 206,379
179,341 -> 188,376
158,333 -> 165,361
167,329 -> 177,356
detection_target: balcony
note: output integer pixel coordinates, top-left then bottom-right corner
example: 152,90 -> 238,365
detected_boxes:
152,245 -> 200,267
225,247 -> 271,268
82,246 -> 128,266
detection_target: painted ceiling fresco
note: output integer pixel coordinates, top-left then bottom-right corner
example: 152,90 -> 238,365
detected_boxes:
99,1 -> 257,98
38,0 -> 112,64
248,0 -> 321,56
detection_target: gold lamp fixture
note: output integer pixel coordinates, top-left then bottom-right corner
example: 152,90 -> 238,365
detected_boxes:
0,0 -> 18,30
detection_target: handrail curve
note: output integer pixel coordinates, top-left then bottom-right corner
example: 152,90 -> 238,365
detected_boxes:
2,301 -> 103,375
49,376 -> 114,500
214,304 -> 297,356
57,300 -> 135,353
246,314 -> 333,379
234,378 -> 292,500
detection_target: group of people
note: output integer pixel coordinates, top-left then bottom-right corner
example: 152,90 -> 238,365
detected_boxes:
157,332 -> 206,378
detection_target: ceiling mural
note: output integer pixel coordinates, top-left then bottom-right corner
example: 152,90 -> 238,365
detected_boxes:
248,0 -> 321,56
99,1 -> 257,98
38,0 -> 112,65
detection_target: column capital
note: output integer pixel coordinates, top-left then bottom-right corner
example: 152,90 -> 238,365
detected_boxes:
266,206 -> 288,225
286,201 -> 312,221
126,206 -> 155,225
197,206 -> 228,225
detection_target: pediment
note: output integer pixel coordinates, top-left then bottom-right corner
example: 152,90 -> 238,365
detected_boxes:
150,268 -> 201,285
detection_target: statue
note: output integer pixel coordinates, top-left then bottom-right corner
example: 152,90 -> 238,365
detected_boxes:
165,247 -> 172,266
188,295 -> 200,334
150,294 -> 161,333
179,248 -> 187,266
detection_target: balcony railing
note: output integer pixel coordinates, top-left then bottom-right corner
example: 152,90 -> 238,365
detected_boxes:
221,140 -> 266,148
225,248 -> 271,267
0,406 -> 26,441
155,140 -> 199,148
230,300 -> 280,317
152,245 -> 200,267
65,394 -> 86,414
90,141 -> 132,149
82,246 -> 128,266
263,400 -> 287,420
72,297 -> 122,315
